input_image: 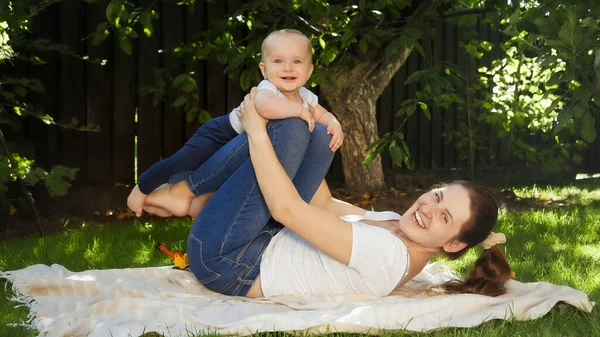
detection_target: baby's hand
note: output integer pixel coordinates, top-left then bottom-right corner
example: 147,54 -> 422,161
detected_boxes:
299,105 -> 315,132
327,119 -> 344,152
127,185 -> 147,217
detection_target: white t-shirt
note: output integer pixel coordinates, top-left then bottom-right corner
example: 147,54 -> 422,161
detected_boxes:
259,211 -> 410,297
229,79 -> 319,134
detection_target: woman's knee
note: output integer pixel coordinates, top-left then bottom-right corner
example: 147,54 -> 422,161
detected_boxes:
267,117 -> 311,149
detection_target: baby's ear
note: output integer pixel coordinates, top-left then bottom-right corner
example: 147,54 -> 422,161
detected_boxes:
259,62 -> 267,78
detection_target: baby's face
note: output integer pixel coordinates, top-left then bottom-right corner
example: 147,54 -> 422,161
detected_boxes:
259,33 -> 314,93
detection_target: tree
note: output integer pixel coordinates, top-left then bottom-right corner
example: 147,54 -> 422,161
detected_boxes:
98,0 -> 599,190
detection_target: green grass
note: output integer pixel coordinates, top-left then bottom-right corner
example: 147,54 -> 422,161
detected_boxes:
1,180 -> 600,337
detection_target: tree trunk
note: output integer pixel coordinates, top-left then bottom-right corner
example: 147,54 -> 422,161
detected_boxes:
320,46 -> 412,192
321,83 -> 386,191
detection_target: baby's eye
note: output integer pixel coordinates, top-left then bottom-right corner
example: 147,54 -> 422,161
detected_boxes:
273,59 -> 282,63
294,60 -> 302,64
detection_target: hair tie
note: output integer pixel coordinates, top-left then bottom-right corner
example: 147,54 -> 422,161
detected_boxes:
481,232 -> 506,250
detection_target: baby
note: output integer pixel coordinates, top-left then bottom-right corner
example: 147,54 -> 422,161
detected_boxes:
127,29 -> 344,217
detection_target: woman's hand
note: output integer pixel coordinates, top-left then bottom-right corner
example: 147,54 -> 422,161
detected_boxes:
240,87 -> 269,136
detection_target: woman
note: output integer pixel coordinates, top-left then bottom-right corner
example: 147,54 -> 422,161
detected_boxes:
143,88 -> 512,298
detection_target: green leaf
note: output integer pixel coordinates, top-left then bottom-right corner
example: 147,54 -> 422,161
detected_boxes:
581,111 -> 597,143
173,74 -> 187,87
140,12 -> 153,37
106,1 -> 123,25
359,36 -> 368,54
119,37 -> 132,55
582,17 -> 598,29
92,23 -> 110,45
406,103 -> 416,117
400,139 -> 410,159
186,107 -> 198,123
321,49 -> 337,65
240,69 -> 252,91
385,43 -> 396,59
172,95 -> 188,108
198,109 -> 212,124
553,107 -> 574,135
319,37 -> 326,49
182,77 -> 196,93
389,142 -> 406,167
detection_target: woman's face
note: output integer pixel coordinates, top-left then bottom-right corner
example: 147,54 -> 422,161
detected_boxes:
399,184 -> 472,252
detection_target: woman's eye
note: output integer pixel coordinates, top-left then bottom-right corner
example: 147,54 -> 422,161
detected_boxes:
442,213 -> 448,223
434,192 -> 440,202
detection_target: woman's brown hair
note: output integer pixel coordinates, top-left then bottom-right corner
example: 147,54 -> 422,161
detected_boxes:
440,181 -> 513,297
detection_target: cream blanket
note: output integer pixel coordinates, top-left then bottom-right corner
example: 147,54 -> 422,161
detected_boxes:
1,262 -> 594,337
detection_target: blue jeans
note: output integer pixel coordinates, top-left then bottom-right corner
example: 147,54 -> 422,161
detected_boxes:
136,114 -> 237,194
185,118 -> 334,296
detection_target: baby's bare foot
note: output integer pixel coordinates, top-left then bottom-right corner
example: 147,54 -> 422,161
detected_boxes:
143,205 -> 173,218
145,182 -> 193,217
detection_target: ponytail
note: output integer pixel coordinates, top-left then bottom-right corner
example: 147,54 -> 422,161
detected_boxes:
441,246 -> 512,297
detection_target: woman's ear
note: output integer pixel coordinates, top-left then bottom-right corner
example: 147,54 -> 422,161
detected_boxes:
444,240 -> 467,253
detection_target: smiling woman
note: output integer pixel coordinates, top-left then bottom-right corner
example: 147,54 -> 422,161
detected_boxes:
138,89 -> 513,299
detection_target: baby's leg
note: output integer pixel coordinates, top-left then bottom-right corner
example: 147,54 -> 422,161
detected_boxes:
137,113 -> 238,194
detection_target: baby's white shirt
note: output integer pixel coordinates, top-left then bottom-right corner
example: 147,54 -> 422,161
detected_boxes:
229,79 -> 319,134
259,210 -> 410,298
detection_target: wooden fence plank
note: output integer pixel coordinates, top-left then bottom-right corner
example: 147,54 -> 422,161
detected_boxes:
137,0 -> 163,178
226,0 -> 246,113
162,2 -> 186,157
111,6 -> 137,185
58,0 -> 86,183
405,53 -> 419,170
85,0 -> 113,185
393,57 -> 409,170
205,2 -> 228,118
442,23 -> 457,169
29,5 -> 60,170
184,0 -> 207,140
430,22 -> 444,170
418,41 -> 432,170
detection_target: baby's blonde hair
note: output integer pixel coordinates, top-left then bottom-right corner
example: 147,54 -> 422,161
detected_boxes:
260,29 -> 312,62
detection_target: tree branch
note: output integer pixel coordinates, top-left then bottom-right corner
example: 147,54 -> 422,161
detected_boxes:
368,0 -> 433,97
283,10 -> 322,36
440,6 -> 495,19
369,45 -> 412,98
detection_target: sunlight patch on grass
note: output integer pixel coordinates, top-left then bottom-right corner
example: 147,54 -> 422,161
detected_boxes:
576,244 -> 600,260
133,243 -> 153,265
84,237 -> 109,268
512,182 -> 600,205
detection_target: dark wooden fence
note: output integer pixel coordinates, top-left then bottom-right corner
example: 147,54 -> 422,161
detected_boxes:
6,0 -> 600,212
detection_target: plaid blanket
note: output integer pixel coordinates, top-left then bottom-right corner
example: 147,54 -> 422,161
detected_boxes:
1,262 -> 594,337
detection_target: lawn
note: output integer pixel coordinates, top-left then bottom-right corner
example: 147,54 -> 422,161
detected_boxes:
1,179 -> 599,337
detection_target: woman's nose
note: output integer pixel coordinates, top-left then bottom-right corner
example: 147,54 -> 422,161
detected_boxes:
419,204 -> 435,218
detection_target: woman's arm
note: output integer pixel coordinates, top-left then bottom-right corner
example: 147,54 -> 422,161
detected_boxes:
309,180 -> 368,218
241,89 -> 353,265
